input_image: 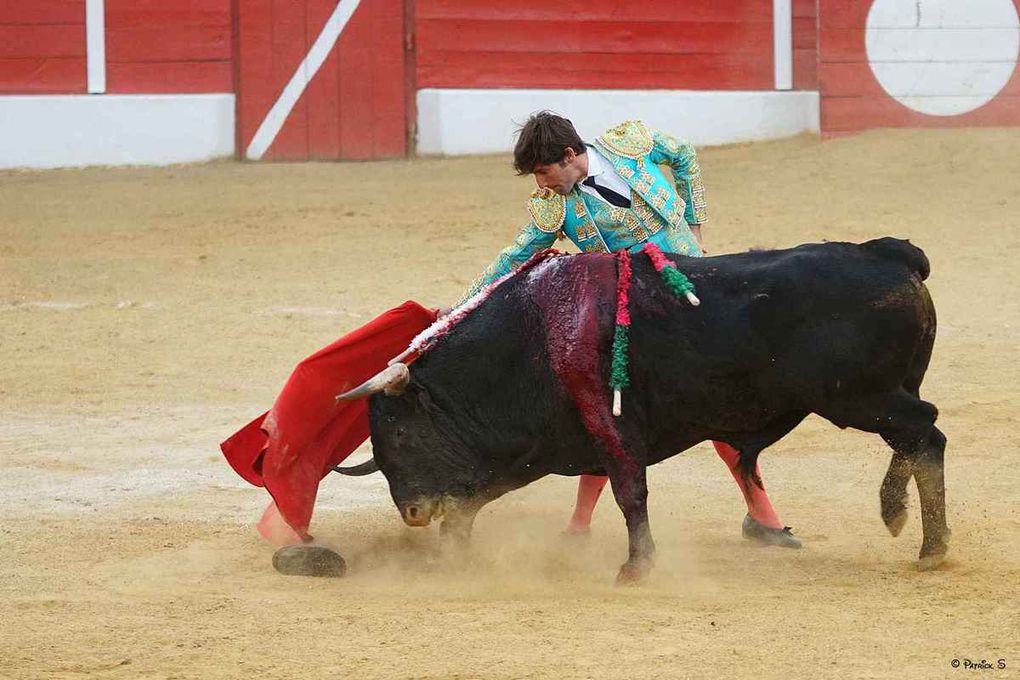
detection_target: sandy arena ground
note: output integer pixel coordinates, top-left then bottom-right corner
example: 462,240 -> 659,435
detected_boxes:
1,129 -> 1019,679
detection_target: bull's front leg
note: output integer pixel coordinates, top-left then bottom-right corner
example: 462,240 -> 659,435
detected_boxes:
608,463 -> 655,585
438,496 -> 483,546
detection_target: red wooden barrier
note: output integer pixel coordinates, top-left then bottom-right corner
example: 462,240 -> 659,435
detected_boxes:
0,0 -> 86,93
415,0 -> 777,91
105,0 -> 233,93
236,0 -> 408,161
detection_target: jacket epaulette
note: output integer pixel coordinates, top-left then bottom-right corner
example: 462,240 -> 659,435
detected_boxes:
594,120 -> 654,160
527,187 -> 566,234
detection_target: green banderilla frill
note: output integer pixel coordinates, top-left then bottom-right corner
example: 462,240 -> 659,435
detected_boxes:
659,263 -> 695,297
610,245 -> 700,417
609,324 -> 630,391
642,242 -> 701,306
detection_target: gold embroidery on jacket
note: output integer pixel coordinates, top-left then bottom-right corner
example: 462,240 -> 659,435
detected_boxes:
677,178 -> 690,204
690,175 -> 708,224
528,188 -> 566,233
572,193 -> 598,240
595,120 -> 654,159
606,206 -> 649,243
631,194 -> 664,235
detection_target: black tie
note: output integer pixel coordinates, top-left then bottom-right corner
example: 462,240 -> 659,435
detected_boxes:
582,176 -> 631,209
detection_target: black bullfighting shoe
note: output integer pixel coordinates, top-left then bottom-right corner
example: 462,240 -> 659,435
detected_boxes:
742,514 -> 803,549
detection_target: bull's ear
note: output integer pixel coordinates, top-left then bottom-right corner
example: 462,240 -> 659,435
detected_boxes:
415,385 -> 434,411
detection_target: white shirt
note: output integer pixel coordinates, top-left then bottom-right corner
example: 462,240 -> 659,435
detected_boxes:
577,144 -> 633,205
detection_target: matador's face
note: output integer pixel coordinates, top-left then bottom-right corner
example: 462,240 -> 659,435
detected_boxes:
532,148 -> 587,196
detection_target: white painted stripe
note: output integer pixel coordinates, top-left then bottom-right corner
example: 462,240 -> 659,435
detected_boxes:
773,0 -> 793,90
85,0 -> 106,94
245,0 -> 362,160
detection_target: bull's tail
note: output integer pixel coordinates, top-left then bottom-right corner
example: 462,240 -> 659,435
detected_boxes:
716,441 -> 765,490
736,447 -> 764,490
861,237 -> 930,280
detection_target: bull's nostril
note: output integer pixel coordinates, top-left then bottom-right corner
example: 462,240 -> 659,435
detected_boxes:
407,506 -> 419,519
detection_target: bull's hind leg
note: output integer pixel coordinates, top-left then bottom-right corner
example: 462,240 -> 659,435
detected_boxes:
910,426 -> 949,570
875,401 -> 950,568
821,390 -> 949,569
879,450 -> 913,538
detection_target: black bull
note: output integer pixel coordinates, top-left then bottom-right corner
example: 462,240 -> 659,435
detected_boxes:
339,238 -> 948,582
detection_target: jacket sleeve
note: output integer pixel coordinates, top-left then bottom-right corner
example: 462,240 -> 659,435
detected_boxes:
648,128 -> 709,226
459,221 -> 559,304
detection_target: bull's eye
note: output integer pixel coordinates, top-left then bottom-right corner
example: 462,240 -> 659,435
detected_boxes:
386,415 -> 397,424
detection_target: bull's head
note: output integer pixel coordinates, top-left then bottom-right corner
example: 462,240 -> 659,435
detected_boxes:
336,364 -> 490,534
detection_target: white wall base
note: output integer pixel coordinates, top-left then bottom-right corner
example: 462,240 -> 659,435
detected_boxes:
416,89 -> 820,155
0,94 -> 235,169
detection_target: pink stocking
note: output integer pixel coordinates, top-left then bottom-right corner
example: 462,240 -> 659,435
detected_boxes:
566,474 -> 609,533
565,444 -> 784,532
712,441 -> 783,529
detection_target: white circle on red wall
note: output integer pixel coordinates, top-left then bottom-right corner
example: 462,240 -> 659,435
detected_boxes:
866,0 -> 1020,116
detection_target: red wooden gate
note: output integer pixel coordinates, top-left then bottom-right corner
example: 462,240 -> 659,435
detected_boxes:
236,0 -> 409,161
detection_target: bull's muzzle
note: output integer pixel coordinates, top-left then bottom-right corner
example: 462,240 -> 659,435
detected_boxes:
399,498 -> 442,527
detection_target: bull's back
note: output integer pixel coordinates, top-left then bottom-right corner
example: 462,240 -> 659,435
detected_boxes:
629,240 -> 935,432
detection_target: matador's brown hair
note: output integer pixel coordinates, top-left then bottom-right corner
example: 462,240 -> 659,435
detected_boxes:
512,111 -> 586,175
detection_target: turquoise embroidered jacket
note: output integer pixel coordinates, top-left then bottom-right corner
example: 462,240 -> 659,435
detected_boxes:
464,120 -> 708,300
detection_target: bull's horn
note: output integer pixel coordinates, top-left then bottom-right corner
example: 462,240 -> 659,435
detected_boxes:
332,458 -> 379,476
335,363 -> 410,400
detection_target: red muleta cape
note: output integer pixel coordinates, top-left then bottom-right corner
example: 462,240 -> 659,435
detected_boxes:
220,301 -> 438,544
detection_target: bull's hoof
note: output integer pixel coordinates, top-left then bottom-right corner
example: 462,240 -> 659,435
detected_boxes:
272,544 -> 347,577
741,515 -> 803,549
917,553 -> 946,571
917,535 -> 950,572
881,494 -> 909,537
884,509 -> 908,537
615,559 -> 651,586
